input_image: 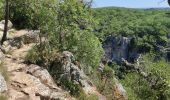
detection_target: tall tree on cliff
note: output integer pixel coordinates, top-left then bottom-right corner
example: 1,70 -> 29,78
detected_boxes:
1,0 -> 9,45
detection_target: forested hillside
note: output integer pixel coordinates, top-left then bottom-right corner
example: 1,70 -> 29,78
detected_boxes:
93,7 -> 170,100
0,0 -> 170,100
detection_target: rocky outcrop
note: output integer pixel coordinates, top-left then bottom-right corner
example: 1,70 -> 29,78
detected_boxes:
0,73 -> 7,93
6,55 -> 72,100
61,51 -> 97,94
21,30 -> 40,44
50,51 -> 104,97
0,20 -> 13,31
26,64 -> 62,91
103,36 -> 130,63
103,36 -> 139,63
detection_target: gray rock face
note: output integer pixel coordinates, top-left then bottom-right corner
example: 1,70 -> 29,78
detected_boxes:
103,36 -> 138,63
0,73 -> 7,93
0,20 -> 13,31
51,51 -> 98,95
103,36 -> 130,62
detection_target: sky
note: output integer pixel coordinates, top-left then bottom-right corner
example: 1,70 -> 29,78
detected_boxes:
92,0 -> 170,8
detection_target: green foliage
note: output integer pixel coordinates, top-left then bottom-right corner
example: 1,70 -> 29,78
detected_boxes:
101,65 -> 114,79
89,66 -> 115,99
93,7 -> 170,53
10,0 -> 58,29
76,32 -> 104,68
60,79 -> 82,97
0,0 -> 4,20
25,0 -> 103,68
121,73 -> 151,100
121,54 -> 170,100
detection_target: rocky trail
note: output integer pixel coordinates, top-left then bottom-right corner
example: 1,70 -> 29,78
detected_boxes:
0,29 -> 107,100
1,30 -> 71,100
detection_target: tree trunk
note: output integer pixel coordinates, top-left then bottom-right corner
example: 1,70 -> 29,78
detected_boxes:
1,0 -> 9,45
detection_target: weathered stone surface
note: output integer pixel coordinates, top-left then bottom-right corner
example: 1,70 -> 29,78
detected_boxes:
0,73 -> 7,93
26,64 -> 62,90
22,30 -> 40,44
103,36 -> 139,63
103,36 -> 130,63
10,72 -> 69,100
51,51 -> 100,95
113,78 -> 128,100
0,20 -> 13,31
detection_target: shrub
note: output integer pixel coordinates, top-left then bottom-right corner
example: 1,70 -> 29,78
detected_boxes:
9,0 -> 58,29
120,54 -> 170,100
76,32 -> 104,68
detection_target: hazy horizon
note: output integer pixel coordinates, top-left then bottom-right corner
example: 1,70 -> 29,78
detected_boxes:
92,0 -> 170,8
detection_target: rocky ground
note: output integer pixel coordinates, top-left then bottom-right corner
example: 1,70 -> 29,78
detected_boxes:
0,29 -> 73,100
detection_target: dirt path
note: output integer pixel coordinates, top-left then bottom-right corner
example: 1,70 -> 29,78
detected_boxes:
3,30 -> 70,100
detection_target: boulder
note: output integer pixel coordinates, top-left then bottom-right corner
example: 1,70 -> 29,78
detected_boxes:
0,20 -> 13,31
0,73 -> 7,93
26,64 -> 61,90
22,30 -> 40,44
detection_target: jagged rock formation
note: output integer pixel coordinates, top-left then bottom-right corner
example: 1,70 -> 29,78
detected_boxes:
103,36 -> 130,62
49,51 -> 106,99
103,36 -> 139,63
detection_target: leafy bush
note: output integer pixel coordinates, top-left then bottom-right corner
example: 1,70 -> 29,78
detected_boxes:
120,54 -> 170,100
89,66 -> 116,99
25,0 -> 104,69
76,32 -> 104,68
10,0 -> 58,29
60,79 -> 82,97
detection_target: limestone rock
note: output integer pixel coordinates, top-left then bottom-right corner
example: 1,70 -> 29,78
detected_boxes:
22,30 -> 40,44
26,64 -> 61,90
52,51 -> 99,95
0,20 -> 13,31
103,36 -> 139,63
0,73 -> 7,93
103,36 -> 130,63
10,72 -> 70,100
